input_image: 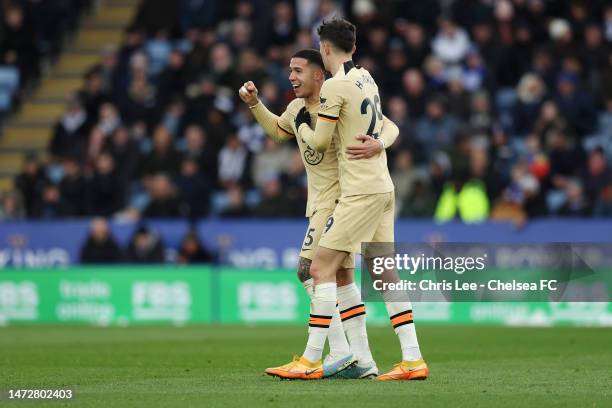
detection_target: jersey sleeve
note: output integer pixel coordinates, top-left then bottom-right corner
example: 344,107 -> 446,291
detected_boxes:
379,115 -> 399,148
250,101 -> 294,142
277,106 -> 296,137
317,79 -> 344,123
297,80 -> 344,153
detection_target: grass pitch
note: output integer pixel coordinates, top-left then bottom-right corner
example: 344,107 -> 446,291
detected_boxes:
1,325 -> 611,407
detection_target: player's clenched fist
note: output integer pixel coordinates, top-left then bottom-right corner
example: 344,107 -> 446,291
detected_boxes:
238,81 -> 259,107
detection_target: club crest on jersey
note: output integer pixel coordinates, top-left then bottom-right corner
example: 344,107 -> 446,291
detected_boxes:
304,145 -> 324,165
319,95 -> 328,109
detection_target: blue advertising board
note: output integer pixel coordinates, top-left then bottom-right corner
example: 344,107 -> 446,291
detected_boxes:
0,219 -> 611,268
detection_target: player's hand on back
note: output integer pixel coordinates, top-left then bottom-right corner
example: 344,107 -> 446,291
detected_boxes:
238,81 -> 259,106
346,134 -> 384,160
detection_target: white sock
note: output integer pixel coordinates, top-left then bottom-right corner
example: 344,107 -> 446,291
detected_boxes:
303,279 -> 349,358
303,282 -> 337,362
383,290 -> 422,361
337,283 -> 374,366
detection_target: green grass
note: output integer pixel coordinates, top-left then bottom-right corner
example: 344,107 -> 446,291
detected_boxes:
1,325 -> 611,407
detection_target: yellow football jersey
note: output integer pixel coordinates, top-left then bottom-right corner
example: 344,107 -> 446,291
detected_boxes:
301,61 -> 395,197
278,98 -> 341,217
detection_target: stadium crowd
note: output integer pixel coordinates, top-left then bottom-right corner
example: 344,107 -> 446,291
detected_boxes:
2,0 -> 612,223
0,0 -> 95,112
78,217 -> 215,264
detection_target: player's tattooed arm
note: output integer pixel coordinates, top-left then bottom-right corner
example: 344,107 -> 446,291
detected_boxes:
297,257 -> 312,282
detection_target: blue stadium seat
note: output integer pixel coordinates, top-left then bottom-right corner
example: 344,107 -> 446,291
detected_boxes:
0,66 -> 20,112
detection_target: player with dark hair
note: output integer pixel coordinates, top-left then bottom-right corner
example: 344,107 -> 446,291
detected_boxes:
289,19 -> 428,381
239,48 -> 399,379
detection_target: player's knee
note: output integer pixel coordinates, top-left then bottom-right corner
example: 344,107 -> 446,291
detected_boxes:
336,268 -> 354,286
309,260 -> 322,281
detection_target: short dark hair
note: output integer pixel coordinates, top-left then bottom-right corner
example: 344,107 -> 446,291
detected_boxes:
291,49 -> 325,71
317,18 -> 356,53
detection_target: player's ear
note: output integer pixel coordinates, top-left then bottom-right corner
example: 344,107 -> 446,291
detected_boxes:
321,41 -> 330,56
314,68 -> 324,81
352,45 -> 356,55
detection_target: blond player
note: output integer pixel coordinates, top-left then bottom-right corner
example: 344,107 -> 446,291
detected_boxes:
283,19 -> 428,381
238,49 -> 399,379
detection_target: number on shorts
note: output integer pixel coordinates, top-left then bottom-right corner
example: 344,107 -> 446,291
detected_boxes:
303,228 -> 315,247
324,217 -> 334,233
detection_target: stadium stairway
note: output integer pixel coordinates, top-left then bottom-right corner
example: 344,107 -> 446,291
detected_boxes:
0,0 -> 141,193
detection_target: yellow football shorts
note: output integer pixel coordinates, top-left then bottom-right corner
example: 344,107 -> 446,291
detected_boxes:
299,207 -> 355,269
318,192 -> 395,257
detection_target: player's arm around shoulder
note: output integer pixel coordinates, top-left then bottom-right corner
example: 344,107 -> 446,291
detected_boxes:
296,79 -> 343,153
239,81 -> 294,143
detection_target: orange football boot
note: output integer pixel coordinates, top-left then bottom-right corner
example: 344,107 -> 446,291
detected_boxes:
377,359 -> 428,381
265,355 -> 323,380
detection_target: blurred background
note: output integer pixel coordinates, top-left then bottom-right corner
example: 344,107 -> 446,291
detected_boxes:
0,0 -> 611,327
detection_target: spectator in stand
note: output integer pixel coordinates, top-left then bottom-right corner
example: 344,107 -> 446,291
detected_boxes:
422,54 -> 447,92
414,98 -> 458,163
252,175 -> 297,218
103,127 -> 141,187
0,190 -> 25,220
431,18 -> 471,65
142,174 -> 181,218
80,218 -> 124,264
209,43 -> 237,89
1,3 -> 39,87
88,152 -> 123,216
553,72 -> 597,137
157,49 -> 187,108
446,69 -> 471,120
252,138 -> 293,189
77,70 -> 109,126
514,73 -> 547,135
401,69 -> 428,119
402,23 -> 430,70
219,185 -> 250,218
268,1 -> 297,46
32,183 -> 65,218
133,0 -> 179,36
59,158 -> 87,216
139,125 -> 181,179
14,156 -> 48,217
546,130 -> 585,192
177,230 -> 215,264
126,225 -> 165,263
50,99 -> 89,159
181,124 -> 217,180
558,179 -> 591,216
218,134 -> 249,189
581,147 -> 611,208
594,182 -> 612,217
391,150 -> 419,212
95,102 -> 121,137
118,69 -> 158,126
174,158 -> 211,218
533,101 -> 572,142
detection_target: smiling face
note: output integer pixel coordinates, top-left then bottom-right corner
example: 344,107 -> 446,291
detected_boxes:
288,57 -> 322,99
